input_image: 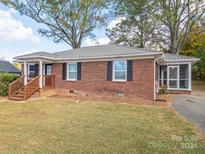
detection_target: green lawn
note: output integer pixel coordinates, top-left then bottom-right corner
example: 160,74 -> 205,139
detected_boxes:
0,98 -> 204,153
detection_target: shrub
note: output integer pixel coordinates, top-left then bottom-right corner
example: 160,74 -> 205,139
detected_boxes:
159,85 -> 168,94
0,73 -> 18,96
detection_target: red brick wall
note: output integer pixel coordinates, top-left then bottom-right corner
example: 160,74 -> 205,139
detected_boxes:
52,59 -> 155,100
168,90 -> 191,94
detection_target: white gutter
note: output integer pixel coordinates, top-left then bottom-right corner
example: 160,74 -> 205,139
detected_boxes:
165,58 -> 200,65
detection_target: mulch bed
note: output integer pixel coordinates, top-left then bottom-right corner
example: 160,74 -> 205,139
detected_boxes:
41,88 -> 174,107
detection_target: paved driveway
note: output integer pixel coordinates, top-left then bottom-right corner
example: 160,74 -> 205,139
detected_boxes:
173,91 -> 205,134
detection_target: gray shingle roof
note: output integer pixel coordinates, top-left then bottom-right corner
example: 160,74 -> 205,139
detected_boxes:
164,53 -> 199,62
0,61 -> 20,73
14,45 -> 199,63
14,44 -> 162,61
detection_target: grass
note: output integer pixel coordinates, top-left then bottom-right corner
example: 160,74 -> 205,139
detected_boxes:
192,80 -> 205,91
0,98 -> 204,153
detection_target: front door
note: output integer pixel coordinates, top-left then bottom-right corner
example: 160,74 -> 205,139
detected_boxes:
45,64 -> 52,86
168,65 -> 179,89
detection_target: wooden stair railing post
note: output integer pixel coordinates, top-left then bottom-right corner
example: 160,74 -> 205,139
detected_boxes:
8,76 -> 24,98
24,75 -> 40,100
8,85 -> 11,97
24,86 -> 27,100
53,75 -> 55,88
8,75 -> 41,101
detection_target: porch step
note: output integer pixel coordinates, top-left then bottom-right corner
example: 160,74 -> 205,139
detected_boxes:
9,96 -> 25,101
8,75 -> 43,101
9,87 -> 39,101
15,93 -> 24,98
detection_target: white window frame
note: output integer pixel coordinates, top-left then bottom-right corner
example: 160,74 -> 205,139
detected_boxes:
67,63 -> 77,81
113,60 -> 127,82
27,63 -> 35,79
167,65 -> 179,89
45,64 -> 52,75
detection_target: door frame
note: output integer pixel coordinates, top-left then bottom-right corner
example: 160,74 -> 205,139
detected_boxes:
45,64 -> 52,75
167,65 -> 179,89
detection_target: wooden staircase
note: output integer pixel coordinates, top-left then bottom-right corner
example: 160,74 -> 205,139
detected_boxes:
8,76 -> 40,101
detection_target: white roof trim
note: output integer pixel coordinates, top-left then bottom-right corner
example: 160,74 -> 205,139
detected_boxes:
165,59 -> 200,62
14,52 -> 163,61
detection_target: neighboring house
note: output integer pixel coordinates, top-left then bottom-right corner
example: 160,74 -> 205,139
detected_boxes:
9,45 -> 199,101
0,60 -> 20,75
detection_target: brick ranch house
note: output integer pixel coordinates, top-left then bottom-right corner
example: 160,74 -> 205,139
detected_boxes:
9,45 -> 199,101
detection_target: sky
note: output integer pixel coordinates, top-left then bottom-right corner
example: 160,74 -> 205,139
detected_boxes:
0,3 -> 116,62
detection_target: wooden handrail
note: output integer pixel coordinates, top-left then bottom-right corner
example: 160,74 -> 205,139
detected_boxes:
24,75 -> 40,100
8,76 -> 25,97
9,75 -> 24,87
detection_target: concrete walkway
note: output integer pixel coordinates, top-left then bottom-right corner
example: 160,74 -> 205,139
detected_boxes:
173,91 -> 205,134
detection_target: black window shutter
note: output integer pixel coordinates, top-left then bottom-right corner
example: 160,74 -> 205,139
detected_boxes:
62,63 -> 67,80
34,64 -> 39,76
77,62 -> 81,80
127,60 -> 133,81
107,61 -> 113,81
45,64 -> 47,75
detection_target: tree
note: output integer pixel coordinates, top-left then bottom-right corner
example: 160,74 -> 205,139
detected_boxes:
152,0 -> 205,54
181,20 -> 205,79
1,0 -> 108,49
106,0 -> 157,48
106,0 -> 205,53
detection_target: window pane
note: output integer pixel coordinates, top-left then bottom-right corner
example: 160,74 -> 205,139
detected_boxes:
180,80 -> 189,89
68,63 -> 77,80
160,65 -> 167,79
114,61 -> 126,71
47,69 -> 52,75
169,66 -> 178,79
169,80 -> 177,88
115,71 -> 126,80
46,65 -> 52,75
180,64 -> 188,79
69,64 -> 77,72
161,79 -> 167,85
69,72 -> 77,79
29,65 -> 35,71
29,72 -> 35,77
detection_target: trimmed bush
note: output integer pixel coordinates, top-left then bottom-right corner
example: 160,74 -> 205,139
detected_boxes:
0,73 -> 18,96
159,85 -> 168,95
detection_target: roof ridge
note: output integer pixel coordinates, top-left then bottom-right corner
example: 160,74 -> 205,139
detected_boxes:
112,44 -> 159,53
54,44 -> 110,54
54,44 -> 159,54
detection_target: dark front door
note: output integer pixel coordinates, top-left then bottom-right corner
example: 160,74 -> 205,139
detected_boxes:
45,64 -> 52,86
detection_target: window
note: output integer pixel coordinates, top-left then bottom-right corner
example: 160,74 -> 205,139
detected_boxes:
179,64 -> 189,88
113,61 -> 127,81
28,64 -> 35,78
168,66 -> 179,88
160,65 -> 167,86
67,63 -> 77,80
159,64 -> 190,90
46,65 -> 52,75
